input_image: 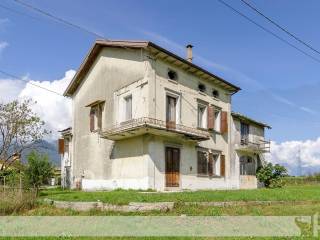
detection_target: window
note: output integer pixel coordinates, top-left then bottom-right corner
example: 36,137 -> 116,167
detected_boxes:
168,69 -> 178,81
124,95 -> 132,121
90,104 -> 103,132
212,89 -> 219,98
166,95 -> 177,127
197,151 -> 219,176
197,104 -> 207,128
197,151 -> 208,175
198,83 -> 206,93
240,122 -> 249,144
214,110 -> 221,132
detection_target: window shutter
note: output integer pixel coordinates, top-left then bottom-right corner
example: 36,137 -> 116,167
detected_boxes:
220,154 -> 225,177
208,153 -> 213,176
97,105 -> 102,130
90,108 -> 95,132
58,138 -> 64,154
207,106 -> 214,130
220,111 -> 228,133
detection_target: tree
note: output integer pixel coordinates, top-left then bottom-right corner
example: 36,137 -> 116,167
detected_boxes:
25,151 -> 54,193
256,163 -> 288,188
0,99 -> 49,171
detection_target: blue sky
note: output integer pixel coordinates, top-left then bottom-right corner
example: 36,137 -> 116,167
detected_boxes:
0,0 -> 320,143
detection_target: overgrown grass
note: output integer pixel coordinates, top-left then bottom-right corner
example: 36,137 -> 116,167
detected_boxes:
21,201 -> 320,217
283,176 -> 320,185
41,185 -> 320,205
0,188 -> 36,215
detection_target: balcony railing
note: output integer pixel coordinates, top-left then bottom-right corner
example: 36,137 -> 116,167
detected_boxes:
239,138 -> 270,153
100,117 -> 210,141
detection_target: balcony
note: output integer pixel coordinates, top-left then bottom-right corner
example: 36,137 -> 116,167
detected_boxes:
100,117 -> 210,141
237,138 -> 270,153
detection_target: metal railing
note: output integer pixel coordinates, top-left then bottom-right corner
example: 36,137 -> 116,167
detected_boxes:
240,138 -> 271,152
101,117 -> 210,140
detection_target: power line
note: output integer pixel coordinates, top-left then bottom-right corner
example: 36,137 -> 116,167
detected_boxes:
0,69 -> 63,96
216,0 -> 320,64
13,0 -> 107,40
0,2 -> 42,21
240,0 -> 320,56
0,0 -> 111,97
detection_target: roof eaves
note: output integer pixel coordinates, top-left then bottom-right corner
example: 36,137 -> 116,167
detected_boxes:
231,112 -> 271,129
148,42 -> 241,92
64,40 -> 241,96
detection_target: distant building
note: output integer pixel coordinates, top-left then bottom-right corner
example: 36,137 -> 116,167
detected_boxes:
59,40 -> 270,191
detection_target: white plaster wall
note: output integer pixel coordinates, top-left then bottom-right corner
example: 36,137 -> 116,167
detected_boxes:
240,175 -> 258,189
148,136 -> 238,191
113,78 -> 148,125
71,47 -> 149,186
145,57 -> 234,190
69,46 -> 247,191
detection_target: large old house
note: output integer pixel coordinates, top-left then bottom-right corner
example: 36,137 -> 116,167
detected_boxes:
59,40 -> 270,191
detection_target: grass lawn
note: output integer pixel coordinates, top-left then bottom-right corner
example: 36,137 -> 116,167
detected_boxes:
41,184 -> 320,205
3,185 -> 318,239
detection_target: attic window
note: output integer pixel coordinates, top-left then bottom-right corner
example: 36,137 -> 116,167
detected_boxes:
212,89 -> 219,98
168,69 -> 178,81
198,83 -> 206,93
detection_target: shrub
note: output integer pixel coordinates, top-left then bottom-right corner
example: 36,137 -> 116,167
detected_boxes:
25,151 -> 54,195
256,163 -> 287,188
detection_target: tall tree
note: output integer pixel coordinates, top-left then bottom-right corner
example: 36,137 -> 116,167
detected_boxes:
0,99 -> 49,171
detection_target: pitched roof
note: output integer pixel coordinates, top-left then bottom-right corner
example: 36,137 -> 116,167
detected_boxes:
64,40 -> 241,96
231,112 -> 271,129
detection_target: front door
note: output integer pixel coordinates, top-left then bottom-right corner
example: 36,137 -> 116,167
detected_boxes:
165,147 -> 180,187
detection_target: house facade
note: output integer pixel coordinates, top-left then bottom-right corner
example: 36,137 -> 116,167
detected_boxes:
59,40 -> 270,191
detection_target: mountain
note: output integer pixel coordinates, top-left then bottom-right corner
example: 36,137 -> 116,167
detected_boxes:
21,140 -> 60,167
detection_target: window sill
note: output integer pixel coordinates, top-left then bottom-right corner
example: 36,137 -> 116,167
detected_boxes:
90,129 -> 101,133
168,79 -> 178,85
197,174 -> 222,179
198,91 -> 206,96
197,127 -> 208,131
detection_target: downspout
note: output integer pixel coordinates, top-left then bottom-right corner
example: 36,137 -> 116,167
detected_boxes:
153,55 -> 156,190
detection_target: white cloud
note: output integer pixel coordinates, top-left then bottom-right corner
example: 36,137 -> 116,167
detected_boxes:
0,70 -> 75,140
18,70 -> 75,140
266,138 -> 320,175
0,78 -> 25,102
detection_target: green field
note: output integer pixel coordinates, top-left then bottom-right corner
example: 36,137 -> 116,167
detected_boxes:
41,185 -> 320,205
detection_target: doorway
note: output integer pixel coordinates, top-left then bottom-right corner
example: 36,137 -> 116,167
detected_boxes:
165,147 -> 180,187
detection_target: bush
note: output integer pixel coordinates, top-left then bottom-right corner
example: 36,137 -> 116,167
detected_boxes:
25,151 -> 54,194
256,163 -> 287,188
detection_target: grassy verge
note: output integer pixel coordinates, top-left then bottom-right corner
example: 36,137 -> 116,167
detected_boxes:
20,201 -> 320,216
41,185 -> 320,205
